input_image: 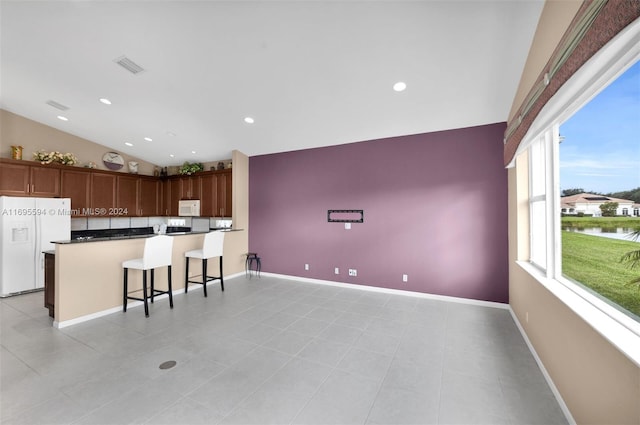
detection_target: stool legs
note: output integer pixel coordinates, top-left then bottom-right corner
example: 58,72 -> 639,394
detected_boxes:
123,266 -> 171,317
142,270 -> 149,317
168,265 -> 173,308
123,268 -> 129,312
185,257 -> 190,293
150,269 -> 155,304
185,256 -> 223,296
202,258 -> 208,297
220,256 -> 224,291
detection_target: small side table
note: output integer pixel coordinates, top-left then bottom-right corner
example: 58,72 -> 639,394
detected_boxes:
245,252 -> 261,278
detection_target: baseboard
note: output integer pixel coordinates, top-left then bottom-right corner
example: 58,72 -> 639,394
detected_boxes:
54,272 -> 245,328
508,307 -> 576,425
259,272 -> 509,310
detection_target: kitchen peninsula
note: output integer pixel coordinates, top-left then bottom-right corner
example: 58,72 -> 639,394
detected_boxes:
47,149 -> 249,327
52,229 -> 245,327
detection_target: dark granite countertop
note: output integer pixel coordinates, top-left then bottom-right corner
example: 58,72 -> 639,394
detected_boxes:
54,228 -> 242,244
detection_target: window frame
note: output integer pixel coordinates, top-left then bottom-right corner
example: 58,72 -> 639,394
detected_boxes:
516,19 -> 640,366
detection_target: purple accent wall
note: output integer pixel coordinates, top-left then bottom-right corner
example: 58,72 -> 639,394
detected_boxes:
249,123 -> 509,303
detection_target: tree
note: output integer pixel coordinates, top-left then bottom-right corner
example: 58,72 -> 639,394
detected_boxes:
621,229 -> 640,291
562,188 -> 585,197
599,201 -> 618,217
607,187 -> 640,204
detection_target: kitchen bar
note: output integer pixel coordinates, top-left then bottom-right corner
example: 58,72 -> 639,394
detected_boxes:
51,229 -> 246,327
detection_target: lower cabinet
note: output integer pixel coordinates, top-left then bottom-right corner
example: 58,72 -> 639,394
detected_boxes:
44,252 -> 55,318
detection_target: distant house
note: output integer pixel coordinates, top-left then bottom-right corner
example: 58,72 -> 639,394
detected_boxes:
560,193 -> 636,217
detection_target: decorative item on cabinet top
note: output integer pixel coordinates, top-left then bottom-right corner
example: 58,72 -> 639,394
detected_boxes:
33,150 -> 78,165
178,162 -> 204,175
102,152 -> 124,170
11,145 -> 23,160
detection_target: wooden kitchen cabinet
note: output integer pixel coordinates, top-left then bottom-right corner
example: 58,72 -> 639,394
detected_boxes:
164,175 -> 202,216
90,172 -> 116,211
139,178 -> 160,216
161,179 -> 172,216
181,176 -> 201,200
0,160 -> 60,197
44,252 -> 55,318
199,174 -> 217,217
198,170 -> 232,217
167,178 -> 181,216
61,170 -> 91,213
217,170 -> 232,217
116,175 -> 139,216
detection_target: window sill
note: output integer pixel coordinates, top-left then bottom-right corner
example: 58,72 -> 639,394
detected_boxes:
516,261 -> 640,367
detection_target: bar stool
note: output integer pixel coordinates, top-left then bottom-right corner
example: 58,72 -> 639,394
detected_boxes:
185,231 -> 225,297
122,235 -> 174,317
245,252 -> 261,278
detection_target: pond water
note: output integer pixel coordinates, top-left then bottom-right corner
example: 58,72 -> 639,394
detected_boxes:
562,227 -> 639,242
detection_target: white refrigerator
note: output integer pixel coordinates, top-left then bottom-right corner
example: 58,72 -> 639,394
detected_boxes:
0,196 -> 71,297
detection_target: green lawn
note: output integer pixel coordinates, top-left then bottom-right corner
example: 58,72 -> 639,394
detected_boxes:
562,231 -> 640,318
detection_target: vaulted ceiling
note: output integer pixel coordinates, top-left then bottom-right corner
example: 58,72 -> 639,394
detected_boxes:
1,1 -> 544,166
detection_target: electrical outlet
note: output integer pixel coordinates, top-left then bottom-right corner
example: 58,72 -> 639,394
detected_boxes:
345,223 -> 351,230
348,269 -> 357,277
402,274 -> 408,282
334,267 -> 339,275
305,264 -> 309,271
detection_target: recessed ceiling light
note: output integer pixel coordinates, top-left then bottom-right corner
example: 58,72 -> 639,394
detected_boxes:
169,154 -> 174,158
57,115 -> 69,121
191,150 -> 196,154
393,82 -> 407,92
124,142 -> 133,147
99,98 -> 112,105
244,117 -> 255,124
166,131 -> 176,137
144,137 -> 152,142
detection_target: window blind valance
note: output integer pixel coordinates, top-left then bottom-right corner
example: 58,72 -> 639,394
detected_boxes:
504,0 -> 640,166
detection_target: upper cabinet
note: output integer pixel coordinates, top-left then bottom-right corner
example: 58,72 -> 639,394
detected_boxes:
116,175 -> 139,216
61,170 -> 91,212
90,172 -> 117,211
218,170 -> 232,218
0,159 -> 233,218
199,174 -> 217,217
197,170 -> 232,217
139,178 -> 160,216
0,160 -> 60,197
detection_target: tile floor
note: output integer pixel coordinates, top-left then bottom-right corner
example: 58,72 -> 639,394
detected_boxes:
1,275 -> 568,424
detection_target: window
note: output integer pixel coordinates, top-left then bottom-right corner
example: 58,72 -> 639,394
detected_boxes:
559,60 -> 640,323
519,19 -> 640,350
528,128 -> 559,274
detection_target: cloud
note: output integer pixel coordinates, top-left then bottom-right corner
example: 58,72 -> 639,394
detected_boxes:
575,172 -> 622,177
560,157 -> 638,170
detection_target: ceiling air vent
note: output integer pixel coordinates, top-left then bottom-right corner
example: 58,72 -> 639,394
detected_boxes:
114,55 -> 146,75
45,100 -> 69,111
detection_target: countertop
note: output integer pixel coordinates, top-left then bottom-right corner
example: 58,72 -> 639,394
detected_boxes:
53,228 -> 242,244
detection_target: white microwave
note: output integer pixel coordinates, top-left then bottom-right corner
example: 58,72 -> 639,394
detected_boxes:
178,200 -> 201,217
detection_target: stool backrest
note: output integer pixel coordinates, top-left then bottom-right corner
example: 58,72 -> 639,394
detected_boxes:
202,231 -> 225,258
143,235 -> 174,269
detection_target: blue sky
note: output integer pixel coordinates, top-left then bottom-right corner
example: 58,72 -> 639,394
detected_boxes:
560,60 -> 640,194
